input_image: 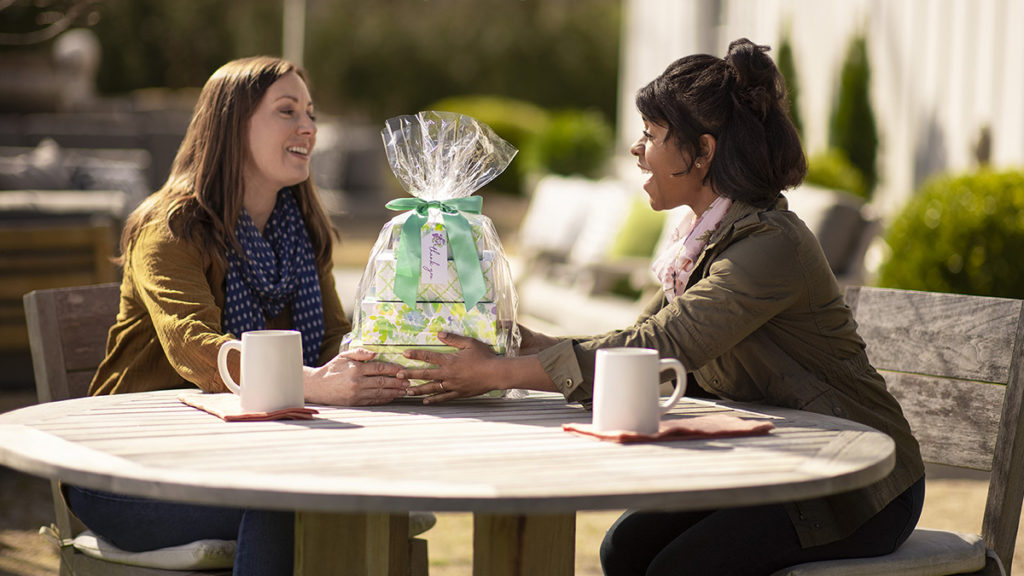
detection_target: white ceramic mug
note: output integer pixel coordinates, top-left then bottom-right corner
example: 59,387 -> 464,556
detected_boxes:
217,330 -> 304,413
593,348 -> 687,435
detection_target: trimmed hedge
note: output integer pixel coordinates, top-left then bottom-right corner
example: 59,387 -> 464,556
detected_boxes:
877,170 -> 1024,298
519,109 -> 613,180
805,148 -> 868,200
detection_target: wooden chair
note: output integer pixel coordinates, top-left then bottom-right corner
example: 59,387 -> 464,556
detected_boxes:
24,283 -> 430,575
24,283 -> 230,575
774,287 -> 1024,576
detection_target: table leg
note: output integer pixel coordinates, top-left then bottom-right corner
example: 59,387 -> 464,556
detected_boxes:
472,512 -> 575,576
294,511 -> 410,576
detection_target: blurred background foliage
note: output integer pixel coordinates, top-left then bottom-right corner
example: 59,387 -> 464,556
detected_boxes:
306,0 -> 620,123
829,32 -> 878,197
775,24 -> 803,140
804,148 -> 868,200
878,169 -> 1024,298
0,0 -> 621,127
1,0 -> 621,194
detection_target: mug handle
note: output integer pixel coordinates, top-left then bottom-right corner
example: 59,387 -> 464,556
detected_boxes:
217,340 -> 243,395
658,358 -> 688,416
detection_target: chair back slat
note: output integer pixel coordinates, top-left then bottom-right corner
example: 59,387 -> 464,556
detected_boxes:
883,372 -> 1003,470
55,288 -> 119,372
846,286 -> 1024,573
847,287 -> 1019,383
24,283 -> 120,402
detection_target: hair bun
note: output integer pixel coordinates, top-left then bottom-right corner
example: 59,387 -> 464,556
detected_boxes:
725,38 -> 782,119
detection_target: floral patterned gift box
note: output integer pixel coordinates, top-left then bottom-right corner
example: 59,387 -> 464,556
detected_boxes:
358,344 -> 506,367
359,299 -> 499,346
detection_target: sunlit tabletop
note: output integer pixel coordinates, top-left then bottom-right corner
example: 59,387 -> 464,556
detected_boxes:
0,389 -> 895,576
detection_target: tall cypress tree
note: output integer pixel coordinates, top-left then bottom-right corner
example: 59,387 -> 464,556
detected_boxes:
830,33 -> 878,195
776,25 -> 803,140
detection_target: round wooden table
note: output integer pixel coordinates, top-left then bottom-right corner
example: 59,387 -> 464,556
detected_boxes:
0,390 -> 895,576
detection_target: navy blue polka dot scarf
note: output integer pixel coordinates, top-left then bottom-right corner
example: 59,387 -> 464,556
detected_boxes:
223,188 -> 324,366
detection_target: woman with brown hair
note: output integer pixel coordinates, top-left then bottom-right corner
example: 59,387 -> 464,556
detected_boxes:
67,56 -> 410,575
90,55 -> 408,405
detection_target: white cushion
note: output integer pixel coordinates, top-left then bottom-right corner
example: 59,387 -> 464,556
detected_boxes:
517,175 -> 595,257
72,530 -> 235,570
769,529 -> 988,576
566,179 -> 637,266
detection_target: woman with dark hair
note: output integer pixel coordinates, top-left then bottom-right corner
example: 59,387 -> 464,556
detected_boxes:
67,56 -> 412,575
399,39 -> 925,574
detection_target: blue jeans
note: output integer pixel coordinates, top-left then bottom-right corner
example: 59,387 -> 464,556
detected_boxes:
600,475 -> 926,576
65,485 -> 293,576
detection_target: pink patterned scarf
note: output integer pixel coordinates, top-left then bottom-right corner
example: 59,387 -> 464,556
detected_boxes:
651,196 -> 732,300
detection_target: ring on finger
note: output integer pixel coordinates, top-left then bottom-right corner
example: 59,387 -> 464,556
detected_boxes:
439,382 -> 446,392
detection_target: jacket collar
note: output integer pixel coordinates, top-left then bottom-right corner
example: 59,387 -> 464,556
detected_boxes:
705,194 -> 786,245
687,194 -> 787,286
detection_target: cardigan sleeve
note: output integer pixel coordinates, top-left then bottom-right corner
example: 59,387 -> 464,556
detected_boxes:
128,222 -> 234,392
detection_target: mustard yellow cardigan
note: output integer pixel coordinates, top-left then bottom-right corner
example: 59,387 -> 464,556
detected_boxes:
90,219 -> 349,395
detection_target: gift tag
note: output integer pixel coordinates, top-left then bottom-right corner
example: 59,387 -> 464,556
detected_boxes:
421,227 -> 449,286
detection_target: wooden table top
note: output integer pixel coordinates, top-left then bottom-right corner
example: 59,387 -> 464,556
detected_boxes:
0,390 -> 895,515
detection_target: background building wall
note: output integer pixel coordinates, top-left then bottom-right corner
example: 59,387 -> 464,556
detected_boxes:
618,0 -> 1024,218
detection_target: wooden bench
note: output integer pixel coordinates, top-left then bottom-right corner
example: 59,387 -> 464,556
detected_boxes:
0,218 -> 117,356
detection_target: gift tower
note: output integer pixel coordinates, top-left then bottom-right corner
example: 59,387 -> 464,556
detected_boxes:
346,112 -> 521,388
357,216 -> 505,363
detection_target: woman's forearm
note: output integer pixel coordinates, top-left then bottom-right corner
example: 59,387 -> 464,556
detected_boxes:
492,355 -> 559,393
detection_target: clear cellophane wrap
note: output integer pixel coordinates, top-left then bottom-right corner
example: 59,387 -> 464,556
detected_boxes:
345,111 -> 522,395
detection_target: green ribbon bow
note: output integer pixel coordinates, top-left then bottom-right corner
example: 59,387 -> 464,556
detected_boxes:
384,196 -> 486,309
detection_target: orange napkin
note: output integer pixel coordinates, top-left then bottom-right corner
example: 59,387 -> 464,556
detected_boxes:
178,393 -> 318,422
563,414 -> 774,443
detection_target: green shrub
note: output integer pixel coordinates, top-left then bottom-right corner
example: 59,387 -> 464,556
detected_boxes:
520,109 -> 613,179
805,149 -> 868,200
428,95 -> 549,196
877,170 -> 1024,298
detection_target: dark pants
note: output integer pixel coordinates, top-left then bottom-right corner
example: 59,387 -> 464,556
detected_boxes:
600,476 -> 926,576
65,485 -> 293,576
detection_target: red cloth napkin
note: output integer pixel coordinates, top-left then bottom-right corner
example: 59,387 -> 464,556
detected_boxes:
178,393 -> 318,422
563,414 -> 774,443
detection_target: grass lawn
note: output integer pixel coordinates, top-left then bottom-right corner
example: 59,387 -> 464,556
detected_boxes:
425,511 -> 621,576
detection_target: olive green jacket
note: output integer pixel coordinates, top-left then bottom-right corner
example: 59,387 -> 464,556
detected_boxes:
538,196 -> 924,547
90,219 -> 349,396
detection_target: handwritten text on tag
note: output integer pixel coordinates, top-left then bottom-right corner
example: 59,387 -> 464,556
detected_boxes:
421,229 -> 448,286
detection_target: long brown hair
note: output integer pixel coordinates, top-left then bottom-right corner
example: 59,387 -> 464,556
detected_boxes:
119,56 -> 336,268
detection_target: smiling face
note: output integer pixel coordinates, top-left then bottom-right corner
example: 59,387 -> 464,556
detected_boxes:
630,117 -> 717,213
244,71 -> 317,200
